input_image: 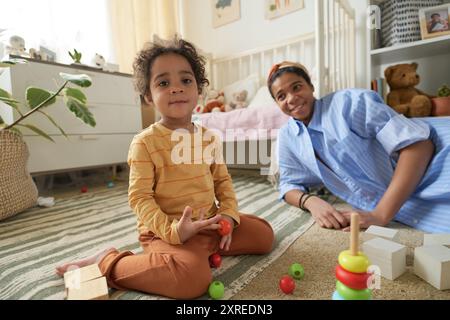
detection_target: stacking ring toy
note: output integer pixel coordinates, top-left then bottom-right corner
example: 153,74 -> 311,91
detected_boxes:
335,265 -> 370,290
338,250 -> 370,274
336,280 -> 372,300
332,290 -> 345,300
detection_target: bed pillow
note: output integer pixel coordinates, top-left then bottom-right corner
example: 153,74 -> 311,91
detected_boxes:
247,86 -> 276,109
222,73 -> 261,105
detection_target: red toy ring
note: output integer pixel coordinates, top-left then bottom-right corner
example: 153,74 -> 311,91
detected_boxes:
335,264 -> 371,290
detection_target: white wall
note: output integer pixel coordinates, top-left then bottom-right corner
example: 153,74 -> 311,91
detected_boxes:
181,0 -> 369,88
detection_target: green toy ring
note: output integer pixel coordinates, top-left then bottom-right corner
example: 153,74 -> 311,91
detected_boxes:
336,280 -> 372,300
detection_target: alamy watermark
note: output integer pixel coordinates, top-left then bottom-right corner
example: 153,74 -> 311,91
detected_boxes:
169,126 -> 279,175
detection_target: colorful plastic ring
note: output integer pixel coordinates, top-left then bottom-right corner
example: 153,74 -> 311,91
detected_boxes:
335,264 -> 370,290
338,250 -> 370,274
332,290 -> 345,300
336,280 -> 371,300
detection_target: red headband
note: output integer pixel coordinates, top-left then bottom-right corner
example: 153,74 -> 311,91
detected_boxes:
267,61 -> 310,87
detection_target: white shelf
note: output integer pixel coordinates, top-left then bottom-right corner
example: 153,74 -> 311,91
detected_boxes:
370,35 -> 450,65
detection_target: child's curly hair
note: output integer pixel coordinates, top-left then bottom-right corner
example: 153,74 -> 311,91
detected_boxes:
133,37 -> 209,98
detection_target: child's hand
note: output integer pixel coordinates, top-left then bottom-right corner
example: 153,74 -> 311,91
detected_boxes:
219,216 -> 235,251
177,206 -> 222,243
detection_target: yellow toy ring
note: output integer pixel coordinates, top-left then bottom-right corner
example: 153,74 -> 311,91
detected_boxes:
338,250 -> 370,273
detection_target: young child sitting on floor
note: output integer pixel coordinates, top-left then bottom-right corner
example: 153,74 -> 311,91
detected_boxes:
55,37 -> 274,299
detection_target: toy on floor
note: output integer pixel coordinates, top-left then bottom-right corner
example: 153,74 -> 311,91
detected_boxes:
209,253 -> 222,268
333,213 -> 372,300
414,233 -> 450,290
64,264 -> 109,300
218,219 -> 231,236
208,280 -> 225,299
80,186 -> 88,193
288,263 -> 304,280
279,275 -> 295,294
107,181 -> 115,188
363,237 -> 406,280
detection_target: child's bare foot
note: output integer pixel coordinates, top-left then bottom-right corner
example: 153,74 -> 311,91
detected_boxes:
55,247 -> 116,276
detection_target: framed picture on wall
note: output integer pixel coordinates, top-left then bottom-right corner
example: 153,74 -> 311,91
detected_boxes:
419,4 -> 450,40
211,0 -> 241,28
265,0 -> 304,20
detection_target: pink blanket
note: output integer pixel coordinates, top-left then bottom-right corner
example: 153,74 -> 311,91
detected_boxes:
192,103 -> 289,141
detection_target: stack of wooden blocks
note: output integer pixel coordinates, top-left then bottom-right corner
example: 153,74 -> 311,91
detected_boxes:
63,264 -> 109,300
362,225 -> 450,290
362,225 -> 406,280
414,234 -> 450,290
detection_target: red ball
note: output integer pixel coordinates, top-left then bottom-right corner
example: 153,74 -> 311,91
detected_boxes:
218,219 -> 231,236
80,186 -> 88,193
279,275 -> 295,294
209,253 -> 222,268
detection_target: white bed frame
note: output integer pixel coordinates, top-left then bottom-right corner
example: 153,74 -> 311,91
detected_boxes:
205,0 -> 356,174
208,0 -> 356,97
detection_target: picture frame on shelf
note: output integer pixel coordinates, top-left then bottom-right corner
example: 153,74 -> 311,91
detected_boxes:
419,4 -> 450,40
39,46 -> 56,62
211,0 -> 241,28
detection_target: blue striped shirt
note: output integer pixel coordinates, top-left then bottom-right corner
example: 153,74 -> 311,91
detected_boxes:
277,89 -> 450,233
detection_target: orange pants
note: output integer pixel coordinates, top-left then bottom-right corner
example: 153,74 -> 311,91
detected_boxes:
98,214 -> 274,299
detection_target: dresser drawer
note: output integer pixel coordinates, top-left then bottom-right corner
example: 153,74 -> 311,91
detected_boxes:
10,62 -> 139,106
18,102 -> 141,136
24,134 -> 136,174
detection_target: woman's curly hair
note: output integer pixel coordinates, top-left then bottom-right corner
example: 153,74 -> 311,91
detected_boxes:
133,37 -> 209,98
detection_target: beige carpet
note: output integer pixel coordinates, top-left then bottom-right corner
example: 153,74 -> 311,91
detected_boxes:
234,203 -> 450,300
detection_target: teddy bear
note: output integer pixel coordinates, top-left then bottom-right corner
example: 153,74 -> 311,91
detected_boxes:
384,62 -> 432,117
203,90 -> 226,113
225,90 -> 248,112
6,35 -> 26,56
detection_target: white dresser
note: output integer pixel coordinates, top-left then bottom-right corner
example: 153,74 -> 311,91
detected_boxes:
0,59 -> 142,174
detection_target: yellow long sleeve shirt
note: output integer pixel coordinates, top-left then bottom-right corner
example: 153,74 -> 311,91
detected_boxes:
127,122 -> 239,245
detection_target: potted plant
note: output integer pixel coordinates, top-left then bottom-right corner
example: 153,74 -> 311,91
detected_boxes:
0,58 -> 95,220
431,84 -> 450,116
68,48 -> 82,64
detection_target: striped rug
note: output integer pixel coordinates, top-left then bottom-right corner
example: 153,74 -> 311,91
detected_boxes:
0,175 -> 314,300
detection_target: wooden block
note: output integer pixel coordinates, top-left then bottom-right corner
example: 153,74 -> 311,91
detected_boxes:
423,234 -> 450,247
64,264 -> 102,289
363,225 -> 399,242
414,245 -> 450,290
66,276 -> 109,300
363,237 -> 406,280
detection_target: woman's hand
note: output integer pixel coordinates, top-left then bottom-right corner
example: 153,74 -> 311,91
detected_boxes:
341,210 -> 388,231
219,215 -> 235,251
305,196 -> 348,229
177,206 -> 222,243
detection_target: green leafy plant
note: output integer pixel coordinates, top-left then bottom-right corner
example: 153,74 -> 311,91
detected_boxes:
68,48 -> 82,64
0,59 -> 95,142
437,84 -> 450,98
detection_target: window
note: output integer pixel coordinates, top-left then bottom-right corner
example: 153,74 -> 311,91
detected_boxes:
0,0 -> 115,65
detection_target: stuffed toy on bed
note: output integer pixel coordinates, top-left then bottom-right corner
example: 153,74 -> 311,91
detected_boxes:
203,90 -> 226,113
225,90 -> 248,112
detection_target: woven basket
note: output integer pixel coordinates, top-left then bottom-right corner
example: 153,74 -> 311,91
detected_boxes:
0,130 -> 38,221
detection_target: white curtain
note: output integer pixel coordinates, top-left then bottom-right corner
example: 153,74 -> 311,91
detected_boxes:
0,0 -> 180,73
0,0 -> 114,66
108,0 -> 179,73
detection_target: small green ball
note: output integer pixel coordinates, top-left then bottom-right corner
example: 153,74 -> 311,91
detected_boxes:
288,263 -> 305,280
208,280 -> 224,299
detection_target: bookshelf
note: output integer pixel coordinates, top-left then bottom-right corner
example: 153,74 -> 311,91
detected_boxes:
366,1 -> 450,97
